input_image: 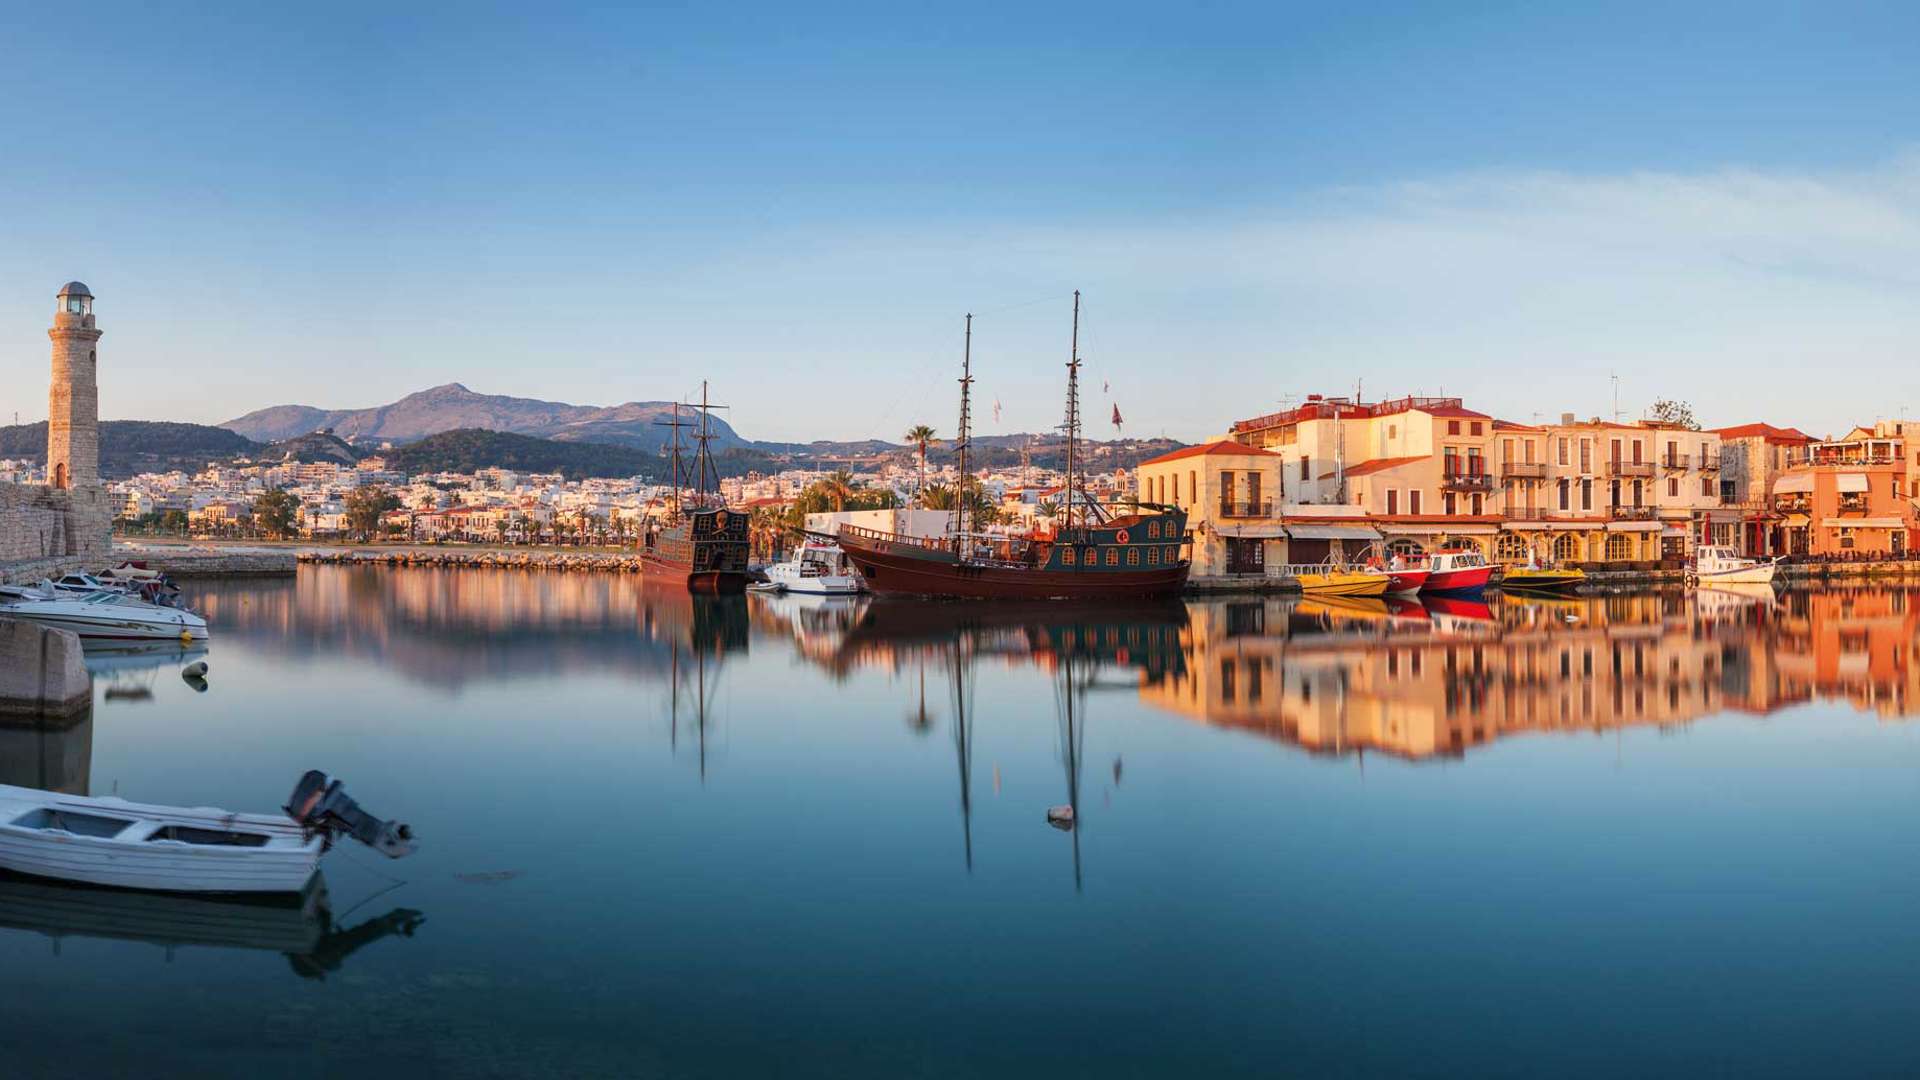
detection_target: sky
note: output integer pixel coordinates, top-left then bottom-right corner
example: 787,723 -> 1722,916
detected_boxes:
0,2 -> 1917,443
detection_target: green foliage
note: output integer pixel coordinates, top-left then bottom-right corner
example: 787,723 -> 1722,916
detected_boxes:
920,480 -> 998,526
384,428 -> 659,480
1648,399 -> 1701,430
344,484 -> 403,540
251,487 -> 299,538
778,472 -> 899,536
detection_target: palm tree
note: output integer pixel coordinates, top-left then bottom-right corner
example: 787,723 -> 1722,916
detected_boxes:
821,469 -> 856,513
904,424 -> 938,503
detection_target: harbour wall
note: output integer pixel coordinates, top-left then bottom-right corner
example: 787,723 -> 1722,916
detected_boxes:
300,550 -> 648,573
0,621 -> 90,718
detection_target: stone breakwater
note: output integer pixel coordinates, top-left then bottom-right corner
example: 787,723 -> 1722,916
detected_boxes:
139,552 -> 298,577
300,550 -> 650,573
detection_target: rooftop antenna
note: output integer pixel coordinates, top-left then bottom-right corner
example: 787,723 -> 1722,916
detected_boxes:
1611,373 -> 1622,424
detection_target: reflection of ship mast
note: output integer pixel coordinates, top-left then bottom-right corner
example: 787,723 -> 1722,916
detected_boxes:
949,637 -> 975,873
1054,649 -> 1086,891
666,630 -> 723,782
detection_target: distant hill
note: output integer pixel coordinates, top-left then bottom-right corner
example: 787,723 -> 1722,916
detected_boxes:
0,420 -> 259,477
222,383 -> 748,452
258,430 -> 362,465
383,429 -> 662,480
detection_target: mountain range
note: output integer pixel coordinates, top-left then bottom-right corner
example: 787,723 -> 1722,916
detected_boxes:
222,383 -> 748,453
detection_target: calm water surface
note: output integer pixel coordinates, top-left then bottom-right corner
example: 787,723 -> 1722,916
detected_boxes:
6,568 -> 1920,1078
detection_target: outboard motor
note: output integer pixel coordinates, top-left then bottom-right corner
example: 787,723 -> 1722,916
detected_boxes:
285,770 -> 417,858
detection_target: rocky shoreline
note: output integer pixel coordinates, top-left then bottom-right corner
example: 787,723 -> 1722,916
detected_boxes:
299,549 -> 650,573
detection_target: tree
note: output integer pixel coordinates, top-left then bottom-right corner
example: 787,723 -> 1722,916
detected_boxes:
344,485 -> 402,541
903,424 -> 938,502
1035,499 -> 1060,520
251,488 -> 299,539
820,469 -> 856,512
1648,399 -> 1701,430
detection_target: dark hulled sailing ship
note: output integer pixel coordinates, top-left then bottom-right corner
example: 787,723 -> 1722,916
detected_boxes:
639,384 -> 751,593
838,293 -> 1191,600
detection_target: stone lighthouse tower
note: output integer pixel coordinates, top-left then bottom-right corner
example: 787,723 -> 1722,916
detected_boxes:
47,281 -> 100,491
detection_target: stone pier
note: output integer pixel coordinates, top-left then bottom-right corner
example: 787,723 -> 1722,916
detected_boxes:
0,620 -> 91,718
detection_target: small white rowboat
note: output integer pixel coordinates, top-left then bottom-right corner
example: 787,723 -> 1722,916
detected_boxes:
0,771 -> 414,895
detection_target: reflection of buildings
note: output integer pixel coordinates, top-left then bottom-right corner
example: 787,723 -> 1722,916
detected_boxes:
194,566 -> 747,689
1144,588 -> 1920,760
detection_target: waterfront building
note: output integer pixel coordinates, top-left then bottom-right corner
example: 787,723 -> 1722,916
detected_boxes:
1770,420 -> 1917,556
1710,422 -> 1812,555
1134,439 -> 1284,575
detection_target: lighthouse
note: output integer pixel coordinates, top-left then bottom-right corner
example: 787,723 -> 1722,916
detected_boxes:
47,281 -> 101,492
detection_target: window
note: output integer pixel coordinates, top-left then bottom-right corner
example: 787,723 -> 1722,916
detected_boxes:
1409,490 -> 1423,514
1147,546 -> 1160,564
1554,533 -> 1581,561
1702,477 -> 1712,497
1632,480 -> 1642,507
1388,424 -> 1397,439
1127,547 -> 1141,565
1631,440 -> 1643,464
1558,479 -> 1570,510
1062,547 -> 1077,565
1386,489 -> 1398,515
1443,492 -> 1457,515
1502,438 -> 1514,464
1470,421 -> 1483,436
1299,456 -> 1309,481
1448,420 -> 1461,435
1580,439 -> 1592,472
1581,479 -> 1593,510
1669,478 -> 1678,497
1443,447 -> 1459,475
1147,520 -> 1159,539
1610,438 -> 1622,465
1525,440 -> 1536,464
1606,533 -> 1632,560
1610,480 -> 1620,507
1497,533 -> 1528,561
1105,548 -> 1119,566
1471,493 -> 1483,515
1558,438 -> 1569,465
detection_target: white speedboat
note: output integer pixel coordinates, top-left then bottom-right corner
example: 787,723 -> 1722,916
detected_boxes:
0,771 -> 414,895
0,589 -> 208,640
1692,545 -> 1779,586
47,572 -> 127,597
764,536 -> 865,595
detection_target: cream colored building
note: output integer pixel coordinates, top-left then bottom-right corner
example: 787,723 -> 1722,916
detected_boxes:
1135,439 -> 1284,576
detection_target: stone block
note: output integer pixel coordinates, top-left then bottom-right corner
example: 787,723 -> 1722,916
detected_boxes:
0,619 -> 91,718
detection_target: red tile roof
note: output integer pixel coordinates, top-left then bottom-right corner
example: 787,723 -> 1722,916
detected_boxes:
1136,439 -> 1278,467
1712,422 -> 1812,443
1316,455 -> 1427,480
1493,419 -> 1543,432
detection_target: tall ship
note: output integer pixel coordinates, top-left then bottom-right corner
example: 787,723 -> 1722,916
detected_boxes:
838,293 -> 1191,599
639,384 -> 751,593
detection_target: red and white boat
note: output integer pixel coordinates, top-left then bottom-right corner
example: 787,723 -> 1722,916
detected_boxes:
1419,547 -> 1494,595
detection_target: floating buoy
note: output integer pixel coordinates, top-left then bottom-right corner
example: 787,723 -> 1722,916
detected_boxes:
182,660 -> 208,678
1045,805 -> 1075,830
179,630 -> 194,644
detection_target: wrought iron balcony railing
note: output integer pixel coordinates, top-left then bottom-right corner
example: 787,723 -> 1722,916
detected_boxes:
1609,461 -> 1655,478
1661,454 -> 1690,470
1609,504 -> 1656,520
1442,471 -> 1494,491
1217,499 -> 1274,519
1501,462 -> 1548,479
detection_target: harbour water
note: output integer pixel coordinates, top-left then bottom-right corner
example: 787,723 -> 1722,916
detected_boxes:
6,567 -> 1920,1077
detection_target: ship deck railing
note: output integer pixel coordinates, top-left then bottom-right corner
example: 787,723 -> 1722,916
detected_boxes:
838,525 -> 1038,568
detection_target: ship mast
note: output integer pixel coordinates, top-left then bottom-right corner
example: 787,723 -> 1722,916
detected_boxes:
1063,291 -> 1083,531
655,403 -> 690,523
953,314 -> 974,545
689,380 -> 728,509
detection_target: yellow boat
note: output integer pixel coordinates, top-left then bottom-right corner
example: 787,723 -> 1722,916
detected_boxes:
1290,567 -> 1391,598
1499,566 -> 1587,592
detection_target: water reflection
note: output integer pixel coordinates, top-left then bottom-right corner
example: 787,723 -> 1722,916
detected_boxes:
0,871 -> 422,978
0,710 -> 91,794
792,585 -> 1920,763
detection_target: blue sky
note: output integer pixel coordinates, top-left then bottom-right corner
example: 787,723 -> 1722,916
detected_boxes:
0,2 -> 1917,442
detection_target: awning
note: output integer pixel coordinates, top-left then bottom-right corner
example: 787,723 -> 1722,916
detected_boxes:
1661,525 -> 1688,536
1782,513 -> 1811,528
1705,509 -> 1743,523
1837,473 -> 1871,493
1501,521 -> 1556,531
1284,524 -> 1381,541
1606,520 -> 1662,533
1772,473 -> 1814,495
1218,525 -> 1289,539
1823,517 -> 1905,530
1380,523 -> 1499,535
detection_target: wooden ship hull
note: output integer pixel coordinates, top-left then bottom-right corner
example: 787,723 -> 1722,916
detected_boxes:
837,512 -> 1191,601
641,506 -> 751,594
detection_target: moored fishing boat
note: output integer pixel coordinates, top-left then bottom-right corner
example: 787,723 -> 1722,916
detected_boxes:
763,534 -> 865,595
1420,547 -> 1494,595
1690,545 -> 1778,586
837,295 -> 1192,600
1500,562 -> 1587,593
1284,564 -> 1391,598
0,771 -> 414,895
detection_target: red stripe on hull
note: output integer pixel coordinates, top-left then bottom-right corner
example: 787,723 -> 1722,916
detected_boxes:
1421,566 -> 1493,594
842,543 -> 1190,599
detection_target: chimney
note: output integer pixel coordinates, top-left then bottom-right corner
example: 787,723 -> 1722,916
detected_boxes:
1560,412 -> 1575,426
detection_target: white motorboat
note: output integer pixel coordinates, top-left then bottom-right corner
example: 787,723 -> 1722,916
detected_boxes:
47,572 -> 127,597
764,536 -> 865,595
1691,545 -> 1779,586
0,589 -> 208,640
0,771 -> 415,895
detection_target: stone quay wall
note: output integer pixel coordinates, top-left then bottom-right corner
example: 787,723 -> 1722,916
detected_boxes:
301,549 -> 648,573
0,483 -> 111,565
0,621 -> 90,718
139,551 -> 298,577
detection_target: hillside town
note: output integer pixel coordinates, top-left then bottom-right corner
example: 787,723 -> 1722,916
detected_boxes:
7,388 -> 1913,581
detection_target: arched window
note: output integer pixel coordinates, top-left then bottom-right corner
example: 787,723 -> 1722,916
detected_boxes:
1386,537 -> 1425,557
1553,533 -> 1581,562
1496,533 -> 1530,561
1606,532 -> 1633,561
52,463 -> 66,489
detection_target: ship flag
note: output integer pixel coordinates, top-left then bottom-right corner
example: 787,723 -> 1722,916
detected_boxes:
1111,403 -> 1124,431
993,398 -> 1002,423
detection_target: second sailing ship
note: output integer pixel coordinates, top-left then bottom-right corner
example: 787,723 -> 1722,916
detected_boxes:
640,383 -> 751,593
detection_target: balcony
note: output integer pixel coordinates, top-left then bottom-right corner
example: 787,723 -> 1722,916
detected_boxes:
1609,504 -> 1655,521
1217,499 -> 1274,519
1698,454 -> 1720,471
1504,507 -> 1554,521
1609,461 -> 1654,478
1442,470 -> 1494,492
1660,454 -> 1690,470
1501,461 -> 1547,480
